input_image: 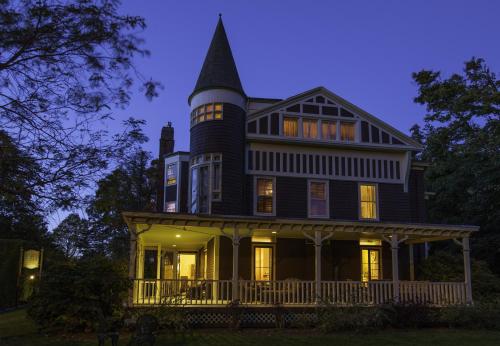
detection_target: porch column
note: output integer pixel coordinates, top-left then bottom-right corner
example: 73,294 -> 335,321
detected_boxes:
391,234 -> 400,303
128,230 -> 137,306
462,237 -> 473,305
314,230 -> 322,303
232,227 -> 240,302
409,244 -> 415,281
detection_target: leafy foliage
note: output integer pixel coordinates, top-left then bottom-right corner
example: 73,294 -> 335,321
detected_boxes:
50,213 -> 93,259
412,57 -> 500,274
0,0 -> 159,211
27,255 -> 129,332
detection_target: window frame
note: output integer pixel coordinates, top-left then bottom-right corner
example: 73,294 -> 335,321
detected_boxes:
307,179 -> 330,219
189,153 -> 223,214
190,103 -> 223,126
302,118 -> 319,139
360,246 -> 383,282
251,241 -> 276,281
253,176 -> 276,216
358,182 -> 379,221
282,116 -> 299,137
340,121 -> 356,142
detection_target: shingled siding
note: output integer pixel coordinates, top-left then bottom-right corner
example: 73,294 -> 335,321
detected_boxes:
330,180 -> 359,220
276,176 -> 308,218
179,161 -> 189,213
206,238 -> 215,280
409,169 -> 426,222
379,183 -> 411,222
190,103 -> 246,215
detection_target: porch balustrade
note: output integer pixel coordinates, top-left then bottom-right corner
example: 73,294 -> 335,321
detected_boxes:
131,279 -> 466,306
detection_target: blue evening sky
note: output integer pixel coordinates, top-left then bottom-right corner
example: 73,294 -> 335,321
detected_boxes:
117,0 -> 500,155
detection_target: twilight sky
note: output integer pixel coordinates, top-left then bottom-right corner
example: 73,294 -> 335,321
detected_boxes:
116,0 -> 500,156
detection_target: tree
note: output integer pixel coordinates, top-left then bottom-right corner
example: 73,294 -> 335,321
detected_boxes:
0,0 -> 159,211
51,213 -> 92,259
86,149 -> 157,259
412,57 -> 500,274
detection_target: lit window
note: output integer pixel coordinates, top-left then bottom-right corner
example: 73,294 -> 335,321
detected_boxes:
361,248 -> 381,282
190,103 -> 223,125
254,246 -> 272,281
165,201 -> 176,213
309,181 -> 328,218
340,122 -> 355,141
359,239 -> 382,246
283,117 -> 298,137
360,184 -> 377,219
303,119 -> 318,139
166,163 -> 177,186
251,236 -> 273,243
321,121 -> 337,140
256,178 -> 274,214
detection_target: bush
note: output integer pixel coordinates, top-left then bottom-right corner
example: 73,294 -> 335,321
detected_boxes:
316,305 -> 388,333
440,300 -> 500,330
27,256 -> 129,332
381,303 -> 438,328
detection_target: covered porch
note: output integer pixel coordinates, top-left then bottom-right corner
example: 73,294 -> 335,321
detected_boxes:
123,212 -> 477,307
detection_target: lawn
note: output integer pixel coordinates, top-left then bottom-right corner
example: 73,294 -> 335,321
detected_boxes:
1,309 -> 500,346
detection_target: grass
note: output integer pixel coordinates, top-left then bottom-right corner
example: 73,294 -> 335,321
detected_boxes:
2,309 -> 500,346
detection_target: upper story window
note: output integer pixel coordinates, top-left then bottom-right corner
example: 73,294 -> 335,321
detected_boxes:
166,163 -> 177,186
190,153 -> 222,214
359,183 -> 377,220
165,201 -> 176,213
303,119 -> 318,139
340,121 -> 355,141
283,117 -> 298,137
190,103 -> 223,126
321,121 -> 337,140
308,180 -> 329,218
255,177 -> 275,215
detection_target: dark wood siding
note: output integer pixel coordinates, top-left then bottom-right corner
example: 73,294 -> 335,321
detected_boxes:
276,176 -> 307,218
218,236 -> 232,280
379,183 -> 411,222
238,238 -> 251,280
276,238 -> 308,280
331,180 -> 358,220
409,169 -> 426,222
332,240 -> 360,280
179,161 -> 189,213
206,238 -> 214,280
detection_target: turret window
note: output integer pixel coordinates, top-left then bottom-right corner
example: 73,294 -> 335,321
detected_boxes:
190,103 -> 223,126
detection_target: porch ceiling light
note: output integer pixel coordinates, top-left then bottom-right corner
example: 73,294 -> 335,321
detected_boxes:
172,244 -> 177,247
272,231 -> 277,234
175,234 -> 181,238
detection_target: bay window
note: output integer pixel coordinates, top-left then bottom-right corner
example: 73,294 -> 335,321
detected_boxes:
190,153 -> 222,214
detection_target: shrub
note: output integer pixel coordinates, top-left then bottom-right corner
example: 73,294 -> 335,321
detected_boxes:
381,303 -> 438,328
440,300 -> 500,330
27,256 -> 129,332
316,305 -> 388,333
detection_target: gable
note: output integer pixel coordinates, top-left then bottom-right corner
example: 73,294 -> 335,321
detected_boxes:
246,87 -> 421,150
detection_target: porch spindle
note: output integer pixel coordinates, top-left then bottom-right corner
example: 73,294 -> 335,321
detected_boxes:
231,227 -> 240,302
391,234 -> 400,303
462,237 -> 473,305
314,230 -> 322,303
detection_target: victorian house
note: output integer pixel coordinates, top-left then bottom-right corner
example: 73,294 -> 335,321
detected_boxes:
123,17 -> 477,308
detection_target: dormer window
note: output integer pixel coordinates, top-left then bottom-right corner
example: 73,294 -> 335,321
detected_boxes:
283,117 -> 298,137
302,119 -> 318,139
340,122 -> 355,142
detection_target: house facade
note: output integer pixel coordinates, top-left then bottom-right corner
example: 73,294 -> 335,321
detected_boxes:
123,17 -> 477,308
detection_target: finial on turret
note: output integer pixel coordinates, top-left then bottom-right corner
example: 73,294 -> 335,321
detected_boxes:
218,13 -> 222,19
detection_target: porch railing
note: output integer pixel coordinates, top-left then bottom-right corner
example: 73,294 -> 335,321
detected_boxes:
131,279 -> 466,306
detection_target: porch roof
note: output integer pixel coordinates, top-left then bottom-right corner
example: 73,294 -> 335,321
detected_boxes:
123,211 -> 478,244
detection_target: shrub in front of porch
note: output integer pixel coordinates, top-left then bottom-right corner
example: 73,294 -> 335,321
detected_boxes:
316,305 -> 388,333
27,256 -> 129,332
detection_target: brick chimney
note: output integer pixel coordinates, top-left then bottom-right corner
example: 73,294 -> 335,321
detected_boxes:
157,122 -> 174,211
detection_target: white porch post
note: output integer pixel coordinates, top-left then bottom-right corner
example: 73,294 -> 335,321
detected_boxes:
232,227 -> 240,302
462,237 -> 473,305
128,230 -> 137,306
409,244 -> 415,281
314,230 -> 322,303
391,234 -> 400,303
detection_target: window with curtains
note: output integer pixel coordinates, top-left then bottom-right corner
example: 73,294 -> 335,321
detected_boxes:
283,117 -> 298,137
254,246 -> 273,281
302,119 -> 318,139
321,121 -> 337,140
340,122 -> 355,141
308,180 -> 329,218
361,248 -> 381,281
255,177 -> 274,215
359,184 -> 377,219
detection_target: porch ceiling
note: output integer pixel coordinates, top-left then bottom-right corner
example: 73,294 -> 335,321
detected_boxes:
124,212 -> 478,244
